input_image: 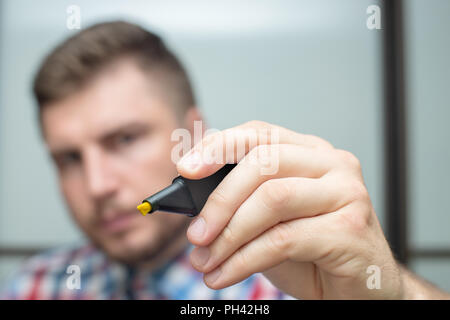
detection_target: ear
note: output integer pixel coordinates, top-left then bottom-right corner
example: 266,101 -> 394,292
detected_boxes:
183,107 -> 206,136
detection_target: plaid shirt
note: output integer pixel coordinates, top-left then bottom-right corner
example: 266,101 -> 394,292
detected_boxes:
0,242 -> 292,300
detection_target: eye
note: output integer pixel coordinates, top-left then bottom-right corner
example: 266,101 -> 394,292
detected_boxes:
56,152 -> 81,169
116,133 -> 136,145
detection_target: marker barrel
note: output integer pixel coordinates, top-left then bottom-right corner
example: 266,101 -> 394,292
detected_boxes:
142,163 -> 237,217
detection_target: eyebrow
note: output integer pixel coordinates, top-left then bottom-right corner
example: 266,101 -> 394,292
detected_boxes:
98,121 -> 152,144
50,148 -> 79,161
49,120 -> 152,158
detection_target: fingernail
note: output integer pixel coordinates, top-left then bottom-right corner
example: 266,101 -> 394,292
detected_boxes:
188,216 -> 206,240
205,268 -> 222,285
191,246 -> 210,267
179,150 -> 202,170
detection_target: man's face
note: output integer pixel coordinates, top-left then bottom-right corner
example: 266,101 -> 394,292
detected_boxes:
41,59 -> 190,264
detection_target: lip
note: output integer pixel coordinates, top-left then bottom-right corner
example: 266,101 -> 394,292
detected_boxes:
100,211 -> 138,234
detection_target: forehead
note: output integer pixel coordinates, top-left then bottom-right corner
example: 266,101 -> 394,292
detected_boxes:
41,59 -> 175,149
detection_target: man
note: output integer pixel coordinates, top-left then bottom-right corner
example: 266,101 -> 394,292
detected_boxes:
1,21 -> 448,299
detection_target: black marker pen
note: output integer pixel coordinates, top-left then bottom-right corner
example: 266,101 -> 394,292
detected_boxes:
137,163 -> 237,217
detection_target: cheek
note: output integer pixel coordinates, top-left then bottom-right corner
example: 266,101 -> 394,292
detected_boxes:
134,211 -> 189,241
119,135 -> 179,194
140,133 -> 177,166
60,175 -> 92,223
129,157 -> 177,201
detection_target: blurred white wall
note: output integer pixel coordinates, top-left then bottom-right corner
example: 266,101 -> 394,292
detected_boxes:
1,0 -> 385,286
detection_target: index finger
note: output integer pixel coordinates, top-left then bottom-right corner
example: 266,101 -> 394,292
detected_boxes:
177,120 -> 332,179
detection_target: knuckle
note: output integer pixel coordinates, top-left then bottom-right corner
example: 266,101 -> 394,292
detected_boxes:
338,206 -> 371,235
248,144 -> 264,157
208,189 -> 229,208
220,225 -> 236,245
346,180 -> 370,203
266,223 -> 292,254
336,149 -> 361,170
243,121 -> 274,144
306,134 -> 334,149
244,120 -> 270,129
233,248 -> 249,270
244,144 -> 276,169
247,144 -> 271,161
259,179 -> 291,211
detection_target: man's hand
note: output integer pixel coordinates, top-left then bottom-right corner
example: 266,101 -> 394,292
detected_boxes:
177,120 -> 403,299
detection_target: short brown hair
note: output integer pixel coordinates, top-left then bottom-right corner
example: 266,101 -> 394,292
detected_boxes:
33,20 -> 195,117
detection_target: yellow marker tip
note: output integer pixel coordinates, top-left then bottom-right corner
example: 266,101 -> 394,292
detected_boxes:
137,202 -> 152,216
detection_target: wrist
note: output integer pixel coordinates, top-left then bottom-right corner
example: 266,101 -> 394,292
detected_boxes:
398,264 -> 449,299
399,265 -> 422,299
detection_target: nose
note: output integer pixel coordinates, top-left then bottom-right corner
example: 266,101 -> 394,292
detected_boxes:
83,147 -> 118,200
